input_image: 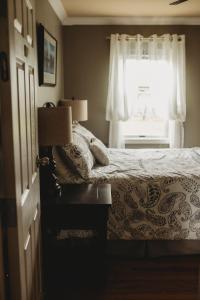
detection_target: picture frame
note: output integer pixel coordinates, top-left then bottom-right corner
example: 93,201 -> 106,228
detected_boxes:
37,24 -> 57,86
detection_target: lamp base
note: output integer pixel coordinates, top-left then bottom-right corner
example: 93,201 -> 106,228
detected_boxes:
39,147 -> 61,199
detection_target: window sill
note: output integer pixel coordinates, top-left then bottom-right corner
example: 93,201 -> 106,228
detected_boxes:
125,137 -> 169,145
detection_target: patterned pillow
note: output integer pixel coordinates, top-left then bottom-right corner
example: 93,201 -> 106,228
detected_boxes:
53,147 -> 83,184
90,138 -> 110,166
60,132 -> 95,179
56,146 -> 79,175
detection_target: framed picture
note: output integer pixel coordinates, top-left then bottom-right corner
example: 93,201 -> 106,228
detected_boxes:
37,24 -> 57,86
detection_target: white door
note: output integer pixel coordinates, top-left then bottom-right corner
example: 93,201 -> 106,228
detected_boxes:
0,0 -> 42,299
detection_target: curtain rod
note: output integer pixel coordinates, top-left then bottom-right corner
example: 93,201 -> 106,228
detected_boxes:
106,35 -> 183,41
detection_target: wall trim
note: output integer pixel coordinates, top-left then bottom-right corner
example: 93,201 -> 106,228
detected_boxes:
64,16 -> 200,26
48,0 -> 68,24
47,2 -> 200,26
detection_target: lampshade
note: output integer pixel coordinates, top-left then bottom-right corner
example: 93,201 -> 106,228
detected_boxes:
59,99 -> 88,121
38,106 -> 72,146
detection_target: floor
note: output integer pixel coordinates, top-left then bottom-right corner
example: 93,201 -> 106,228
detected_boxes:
44,243 -> 200,300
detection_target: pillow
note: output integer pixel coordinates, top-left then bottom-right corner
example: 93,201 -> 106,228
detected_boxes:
90,138 -> 110,166
56,146 -> 79,175
73,123 -> 96,144
53,147 -> 83,184
59,132 -> 95,179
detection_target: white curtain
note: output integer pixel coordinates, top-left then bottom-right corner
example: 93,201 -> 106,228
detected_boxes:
106,34 -> 134,148
106,33 -> 186,148
109,121 -> 124,148
168,35 -> 186,148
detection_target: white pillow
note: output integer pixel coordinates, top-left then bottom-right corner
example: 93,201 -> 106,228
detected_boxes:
90,138 -> 110,166
73,123 -> 95,144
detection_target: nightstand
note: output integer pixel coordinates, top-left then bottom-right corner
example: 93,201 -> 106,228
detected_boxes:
41,184 -> 112,292
42,183 -> 112,252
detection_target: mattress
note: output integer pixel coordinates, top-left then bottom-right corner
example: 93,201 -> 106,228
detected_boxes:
56,147 -> 200,240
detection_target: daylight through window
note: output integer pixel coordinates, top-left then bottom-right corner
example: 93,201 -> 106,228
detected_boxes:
122,58 -> 171,141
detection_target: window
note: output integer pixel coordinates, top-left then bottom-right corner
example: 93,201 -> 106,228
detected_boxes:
106,34 -> 186,148
122,58 -> 171,143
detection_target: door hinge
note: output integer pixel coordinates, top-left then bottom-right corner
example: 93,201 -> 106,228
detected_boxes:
0,52 -> 9,82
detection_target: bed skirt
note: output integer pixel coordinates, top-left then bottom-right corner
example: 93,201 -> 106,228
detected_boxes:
106,240 -> 200,257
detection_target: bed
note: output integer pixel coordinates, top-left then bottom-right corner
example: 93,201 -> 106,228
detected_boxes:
54,123 -> 200,255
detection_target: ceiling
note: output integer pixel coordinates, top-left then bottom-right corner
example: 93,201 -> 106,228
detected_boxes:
61,0 -> 200,17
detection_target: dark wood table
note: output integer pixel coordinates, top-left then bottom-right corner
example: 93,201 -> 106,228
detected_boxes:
42,183 -> 112,251
41,184 -> 112,293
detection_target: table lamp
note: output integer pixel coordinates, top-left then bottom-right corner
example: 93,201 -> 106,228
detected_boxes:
59,98 -> 88,122
38,103 -> 72,196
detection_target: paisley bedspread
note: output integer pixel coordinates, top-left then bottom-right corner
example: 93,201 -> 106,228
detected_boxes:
56,147 -> 200,240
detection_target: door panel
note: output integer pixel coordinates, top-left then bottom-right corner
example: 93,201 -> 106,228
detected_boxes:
24,232 -> 33,300
26,1 -> 33,46
14,0 -> 23,34
29,68 -> 37,179
17,62 -> 29,195
22,176 -> 39,246
32,206 -> 41,300
21,174 -> 40,300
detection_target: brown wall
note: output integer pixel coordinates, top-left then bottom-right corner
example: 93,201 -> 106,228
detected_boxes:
63,25 -> 200,147
36,0 -> 64,106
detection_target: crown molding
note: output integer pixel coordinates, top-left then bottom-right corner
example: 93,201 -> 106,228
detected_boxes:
47,1 -> 200,26
48,0 -> 67,24
64,16 -> 200,26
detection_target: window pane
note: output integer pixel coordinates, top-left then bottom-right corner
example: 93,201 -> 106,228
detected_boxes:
125,59 -> 170,121
123,58 -> 171,139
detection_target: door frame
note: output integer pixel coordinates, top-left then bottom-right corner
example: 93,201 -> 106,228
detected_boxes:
0,202 -> 6,300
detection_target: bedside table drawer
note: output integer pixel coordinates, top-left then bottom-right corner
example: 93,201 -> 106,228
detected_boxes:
46,205 -> 109,229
